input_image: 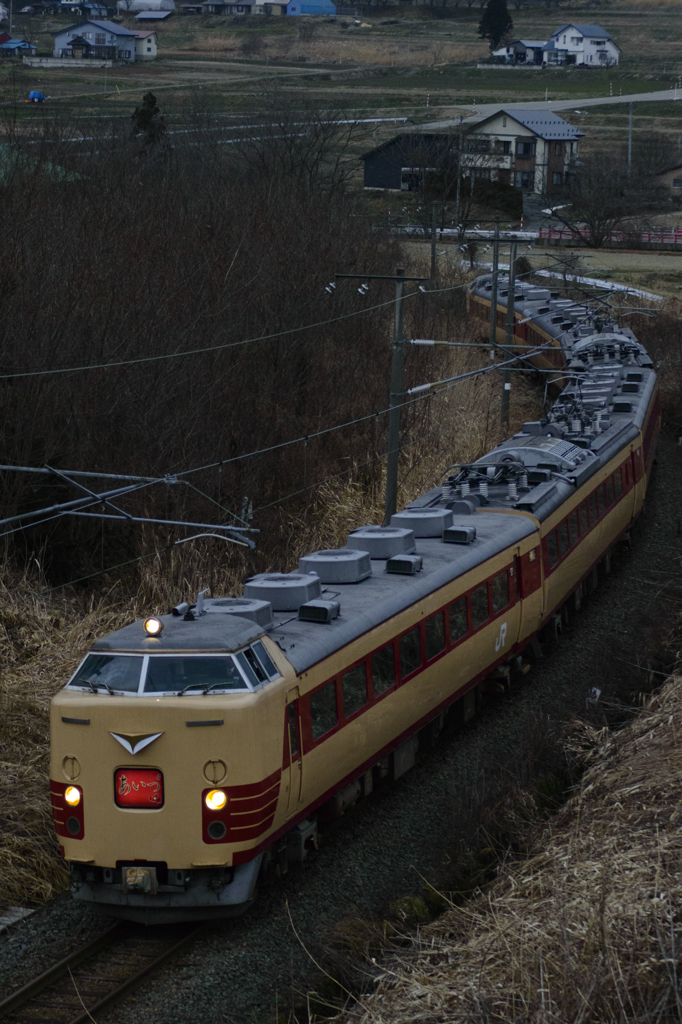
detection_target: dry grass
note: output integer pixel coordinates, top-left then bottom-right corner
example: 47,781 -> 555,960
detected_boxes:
335,671 -> 682,1024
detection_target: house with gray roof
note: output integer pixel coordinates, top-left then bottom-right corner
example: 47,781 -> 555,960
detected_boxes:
544,24 -> 620,66
462,108 -> 583,195
362,109 -> 582,197
53,19 -> 137,61
492,39 -> 547,65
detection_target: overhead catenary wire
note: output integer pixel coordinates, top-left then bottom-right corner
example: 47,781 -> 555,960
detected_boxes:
0,280 -> 469,382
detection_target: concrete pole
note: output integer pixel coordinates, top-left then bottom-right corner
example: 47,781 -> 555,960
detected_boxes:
500,241 -> 517,433
384,268 -> 406,525
430,203 -> 437,281
628,102 -> 633,176
488,217 -> 500,357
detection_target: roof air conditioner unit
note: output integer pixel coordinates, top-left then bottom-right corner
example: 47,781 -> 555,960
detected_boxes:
298,600 -> 340,624
243,573 -> 321,611
347,525 -> 416,560
390,508 -> 454,537
386,554 -> 423,575
298,548 -> 371,584
622,382 -> 639,394
205,597 -> 274,629
612,400 -> 632,413
443,526 -> 477,545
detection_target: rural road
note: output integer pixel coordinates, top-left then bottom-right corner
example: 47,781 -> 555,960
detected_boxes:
424,88 -> 682,128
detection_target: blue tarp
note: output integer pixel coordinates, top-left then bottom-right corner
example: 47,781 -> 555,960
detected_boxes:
29,91 -> 45,101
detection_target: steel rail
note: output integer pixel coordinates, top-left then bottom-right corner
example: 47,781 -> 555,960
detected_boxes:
0,920 -> 208,1023
67,922 -> 208,1024
0,922 -> 129,1019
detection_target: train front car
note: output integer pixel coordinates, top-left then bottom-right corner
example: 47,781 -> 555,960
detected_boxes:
50,602 -> 296,924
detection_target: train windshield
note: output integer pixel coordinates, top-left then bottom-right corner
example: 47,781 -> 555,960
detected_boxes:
68,654 -> 143,694
144,656 -> 252,694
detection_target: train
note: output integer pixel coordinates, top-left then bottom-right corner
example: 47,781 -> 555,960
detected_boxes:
467,271 -> 633,379
50,271 -> 660,924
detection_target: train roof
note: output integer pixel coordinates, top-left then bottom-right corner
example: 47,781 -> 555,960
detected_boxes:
90,281 -> 658,678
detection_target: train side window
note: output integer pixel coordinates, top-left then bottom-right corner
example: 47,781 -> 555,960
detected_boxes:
579,502 -> 589,535
251,641 -> 279,680
448,598 -> 468,644
569,511 -> 579,547
491,571 -> 509,614
471,584 -> 489,629
342,664 -> 367,719
372,644 -> 396,697
310,681 -> 338,741
547,531 -> 559,568
558,521 -> 569,558
606,477 -> 615,506
242,648 -> 267,683
597,484 -> 606,516
399,628 -> 422,679
589,492 -> 598,523
424,612 -> 446,661
614,468 -> 623,499
288,702 -> 300,758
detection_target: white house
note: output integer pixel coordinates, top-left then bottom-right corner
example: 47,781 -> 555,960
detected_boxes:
461,109 -> 583,195
134,29 -> 156,58
53,19 -> 138,60
543,24 -> 620,67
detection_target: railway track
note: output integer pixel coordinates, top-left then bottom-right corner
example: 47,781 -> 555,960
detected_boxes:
0,919 -> 207,1024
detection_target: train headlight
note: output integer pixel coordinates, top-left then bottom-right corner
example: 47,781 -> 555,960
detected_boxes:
65,785 -> 81,807
144,617 -> 164,637
205,789 -> 227,811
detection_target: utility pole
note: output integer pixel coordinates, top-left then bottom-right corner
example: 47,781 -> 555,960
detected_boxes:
430,203 -> 437,282
488,216 -> 500,356
500,241 -> 517,433
385,267 -> 406,524
333,269 -> 428,526
627,102 -> 633,176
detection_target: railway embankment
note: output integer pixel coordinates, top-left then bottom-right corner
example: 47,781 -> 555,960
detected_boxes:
333,668 -> 682,1024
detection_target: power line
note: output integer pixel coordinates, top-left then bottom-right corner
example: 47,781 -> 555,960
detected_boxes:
174,339 -> 557,481
0,282 -> 468,382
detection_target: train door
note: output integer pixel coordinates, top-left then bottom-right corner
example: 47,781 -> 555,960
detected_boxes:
516,541 -> 543,640
285,688 -> 303,818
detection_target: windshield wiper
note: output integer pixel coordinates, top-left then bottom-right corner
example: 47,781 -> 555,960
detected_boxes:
92,680 -> 114,695
177,681 -> 204,696
201,681 -> 233,695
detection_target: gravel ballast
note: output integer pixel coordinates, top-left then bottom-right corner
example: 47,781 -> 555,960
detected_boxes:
1,435 -> 680,1024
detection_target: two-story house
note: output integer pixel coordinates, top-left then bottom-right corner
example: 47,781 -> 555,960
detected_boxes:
361,110 -> 582,197
53,20 -> 137,61
542,24 -> 620,67
461,109 -> 583,194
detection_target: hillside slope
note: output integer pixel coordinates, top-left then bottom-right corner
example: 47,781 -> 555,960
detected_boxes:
337,668 -> 682,1023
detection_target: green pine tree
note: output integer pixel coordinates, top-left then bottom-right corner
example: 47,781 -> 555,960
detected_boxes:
478,0 -> 513,53
131,92 -> 166,146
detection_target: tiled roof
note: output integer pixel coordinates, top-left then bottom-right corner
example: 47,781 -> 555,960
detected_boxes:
552,23 -> 612,39
483,108 -> 583,141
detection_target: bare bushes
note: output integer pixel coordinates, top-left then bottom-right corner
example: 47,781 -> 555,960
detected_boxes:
0,112 -> 407,579
631,299 -> 682,433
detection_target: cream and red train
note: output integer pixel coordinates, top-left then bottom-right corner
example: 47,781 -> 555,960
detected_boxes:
50,276 -> 660,923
